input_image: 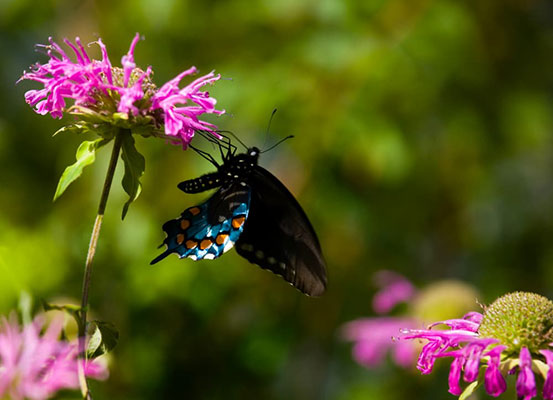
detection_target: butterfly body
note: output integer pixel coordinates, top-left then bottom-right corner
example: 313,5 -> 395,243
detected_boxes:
152,147 -> 327,296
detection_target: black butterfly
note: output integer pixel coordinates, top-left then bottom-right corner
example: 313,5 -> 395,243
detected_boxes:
151,133 -> 327,296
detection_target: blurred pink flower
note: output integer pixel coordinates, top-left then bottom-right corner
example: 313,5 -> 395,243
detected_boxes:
19,33 -> 224,148
341,270 -> 418,369
0,314 -> 107,400
341,317 -> 416,368
342,271 -> 479,371
372,270 -> 416,314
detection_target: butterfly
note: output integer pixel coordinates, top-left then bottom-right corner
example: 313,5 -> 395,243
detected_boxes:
151,133 -> 327,296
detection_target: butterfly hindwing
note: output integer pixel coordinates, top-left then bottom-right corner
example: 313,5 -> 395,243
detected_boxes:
151,182 -> 251,264
235,166 -> 327,296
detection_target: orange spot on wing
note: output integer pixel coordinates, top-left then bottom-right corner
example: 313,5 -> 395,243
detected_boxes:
180,219 -> 190,230
232,216 -> 246,229
185,240 -> 197,249
215,233 -> 229,245
200,239 -> 212,250
188,207 -> 201,216
176,234 -> 185,245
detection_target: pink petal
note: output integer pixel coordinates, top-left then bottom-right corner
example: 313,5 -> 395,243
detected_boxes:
448,356 -> 464,395
516,347 -> 537,400
484,346 -> 507,397
541,349 -> 553,400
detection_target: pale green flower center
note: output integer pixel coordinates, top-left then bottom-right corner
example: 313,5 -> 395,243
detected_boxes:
110,66 -> 157,96
478,292 -> 553,354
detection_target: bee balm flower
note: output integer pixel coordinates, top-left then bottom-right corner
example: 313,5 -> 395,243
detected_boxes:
401,292 -> 553,399
0,314 -> 106,400
19,33 -> 224,148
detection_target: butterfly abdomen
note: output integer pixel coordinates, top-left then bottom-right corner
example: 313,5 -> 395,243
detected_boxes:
177,172 -> 222,194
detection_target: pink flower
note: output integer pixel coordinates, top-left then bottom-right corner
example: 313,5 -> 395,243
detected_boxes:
401,292 -> 553,399
0,313 -> 107,400
402,316 -> 512,396
19,33 -> 224,148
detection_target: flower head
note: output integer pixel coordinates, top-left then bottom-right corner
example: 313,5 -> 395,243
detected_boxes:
401,292 -> 553,399
0,313 -> 107,400
19,33 -> 224,148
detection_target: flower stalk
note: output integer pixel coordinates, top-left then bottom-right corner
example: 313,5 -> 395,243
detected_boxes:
20,33 -> 225,399
77,130 -> 124,399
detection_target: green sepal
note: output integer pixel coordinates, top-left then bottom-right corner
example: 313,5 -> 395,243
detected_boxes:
113,112 -> 129,122
68,106 -> 112,123
53,122 -> 116,140
131,122 -> 157,138
120,132 -> 145,219
53,124 -> 87,137
459,379 -> 481,400
42,300 -> 82,316
86,320 -> 119,359
532,358 -> 549,380
53,138 -> 111,201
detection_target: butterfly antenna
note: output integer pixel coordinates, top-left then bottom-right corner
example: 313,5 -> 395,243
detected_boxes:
260,135 -> 294,154
262,108 -> 278,150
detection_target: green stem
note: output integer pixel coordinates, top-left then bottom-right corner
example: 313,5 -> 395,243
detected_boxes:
77,131 -> 124,399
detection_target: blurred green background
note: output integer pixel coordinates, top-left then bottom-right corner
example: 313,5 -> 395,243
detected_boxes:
2,0 -> 553,399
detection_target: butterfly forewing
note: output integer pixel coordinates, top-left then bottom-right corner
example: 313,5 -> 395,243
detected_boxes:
235,166 -> 327,296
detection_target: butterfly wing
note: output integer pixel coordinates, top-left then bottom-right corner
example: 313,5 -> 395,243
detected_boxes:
235,166 -> 327,296
151,182 -> 251,264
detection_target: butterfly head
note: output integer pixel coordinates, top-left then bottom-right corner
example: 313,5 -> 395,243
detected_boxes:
248,147 -> 260,161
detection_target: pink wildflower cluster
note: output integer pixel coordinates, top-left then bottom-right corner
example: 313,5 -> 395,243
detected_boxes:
19,33 -> 224,147
0,314 -> 106,400
402,311 -> 553,399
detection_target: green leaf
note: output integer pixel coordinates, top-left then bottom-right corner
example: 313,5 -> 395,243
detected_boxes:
86,320 -> 119,359
120,132 -> 145,219
53,138 -> 110,201
459,380 -> 480,400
